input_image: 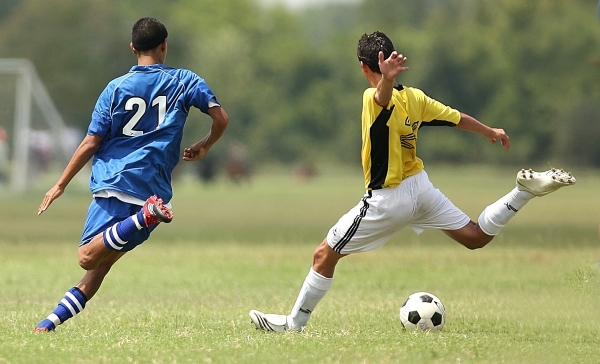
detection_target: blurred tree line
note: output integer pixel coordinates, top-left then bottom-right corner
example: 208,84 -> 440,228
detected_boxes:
0,0 -> 599,170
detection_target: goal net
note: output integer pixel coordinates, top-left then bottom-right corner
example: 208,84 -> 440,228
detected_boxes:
0,59 -> 82,193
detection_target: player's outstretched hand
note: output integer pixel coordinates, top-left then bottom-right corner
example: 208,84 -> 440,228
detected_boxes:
487,128 -> 510,150
38,185 -> 65,215
379,51 -> 409,81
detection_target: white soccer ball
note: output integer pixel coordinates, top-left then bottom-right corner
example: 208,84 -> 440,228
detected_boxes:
399,291 -> 446,331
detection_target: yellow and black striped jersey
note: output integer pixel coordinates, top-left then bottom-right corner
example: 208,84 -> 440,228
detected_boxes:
361,85 -> 461,190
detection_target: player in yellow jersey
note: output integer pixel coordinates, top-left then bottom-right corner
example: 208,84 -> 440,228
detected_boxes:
249,31 -> 575,332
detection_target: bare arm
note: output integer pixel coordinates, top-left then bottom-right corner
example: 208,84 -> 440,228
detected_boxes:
455,112 -> 510,150
374,51 -> 409,107
182,106 -> 229,161
38,134 -> 102,215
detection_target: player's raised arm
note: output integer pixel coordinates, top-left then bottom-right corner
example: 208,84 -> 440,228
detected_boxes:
455,112 -> 510,150
374,51 -> 409,107
182,106 -> 229,161
38,134 -> 102,215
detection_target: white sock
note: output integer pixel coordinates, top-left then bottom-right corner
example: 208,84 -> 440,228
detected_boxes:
478,188 -> 535,236
288,268 -> 333,329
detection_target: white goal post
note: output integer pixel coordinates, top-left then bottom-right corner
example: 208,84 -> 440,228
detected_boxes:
0,59 -> 71,193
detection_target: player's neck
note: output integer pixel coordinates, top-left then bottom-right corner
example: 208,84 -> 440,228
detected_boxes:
368,73 -> 398,89
137,55 -> 163,66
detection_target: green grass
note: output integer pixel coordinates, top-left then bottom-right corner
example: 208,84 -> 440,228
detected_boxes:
1,165 -> 599,363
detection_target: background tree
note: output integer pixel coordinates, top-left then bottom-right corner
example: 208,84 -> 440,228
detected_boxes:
0,0 -> 598,170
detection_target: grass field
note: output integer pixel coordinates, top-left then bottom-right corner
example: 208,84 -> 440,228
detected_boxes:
1,165 -> 599,363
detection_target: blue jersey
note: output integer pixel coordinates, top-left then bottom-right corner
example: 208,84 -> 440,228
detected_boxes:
88,64 -> 217,203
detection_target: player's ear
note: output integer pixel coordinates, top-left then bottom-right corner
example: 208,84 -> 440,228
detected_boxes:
160,39 -> 168,62
360,61 -> 370,74
130,43 -> 138,56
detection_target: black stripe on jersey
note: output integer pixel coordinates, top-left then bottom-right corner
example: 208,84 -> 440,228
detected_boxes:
400,121 -> 419,149
333,192 -> 371,253
368,105 -> 395,190
400,132 -> 417,149
418,119 -> 457,129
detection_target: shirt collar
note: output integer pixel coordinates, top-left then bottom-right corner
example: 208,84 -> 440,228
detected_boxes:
129,63 -> 165,72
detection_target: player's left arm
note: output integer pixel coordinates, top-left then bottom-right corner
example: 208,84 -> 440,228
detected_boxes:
38,134 -> 102,215
183,106 -> 229,161
374,51 -> 409,107
455,112 -> 510,150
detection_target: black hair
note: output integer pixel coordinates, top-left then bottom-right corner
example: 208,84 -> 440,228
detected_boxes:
357,31 -> 396,74
131,17 -> 168,51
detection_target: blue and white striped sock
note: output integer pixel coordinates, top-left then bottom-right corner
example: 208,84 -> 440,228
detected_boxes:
103,210 -> 145,251
36,287 -> 87,331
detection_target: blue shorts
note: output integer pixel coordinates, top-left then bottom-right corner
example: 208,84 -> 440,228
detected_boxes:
81,197 -> 157,252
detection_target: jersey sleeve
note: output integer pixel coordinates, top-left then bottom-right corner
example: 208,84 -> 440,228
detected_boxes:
87,85 -> 113,138
415,88 -> 461,126
362,88 -> 385,117
188,75 -> 219,114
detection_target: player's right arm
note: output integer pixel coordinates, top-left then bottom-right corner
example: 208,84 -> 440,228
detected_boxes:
456,113 -> 510,150
38,134 -> 102,215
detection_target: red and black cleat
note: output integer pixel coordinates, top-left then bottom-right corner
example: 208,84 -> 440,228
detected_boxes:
142,195 -> 174,226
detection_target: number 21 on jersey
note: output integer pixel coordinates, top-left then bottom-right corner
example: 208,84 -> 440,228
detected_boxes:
123,95 -> 167,136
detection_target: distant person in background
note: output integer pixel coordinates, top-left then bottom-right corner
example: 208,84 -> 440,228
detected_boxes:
249,31 -> 575,332
225,141 -> 252,183
196,150 -> 219,184
0,126 -> 7,182
34,17 -> 228,332
29,129 -> 53,172
63,127 -> 85,156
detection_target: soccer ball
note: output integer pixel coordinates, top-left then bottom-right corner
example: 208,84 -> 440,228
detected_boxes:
399,292 -> 446,331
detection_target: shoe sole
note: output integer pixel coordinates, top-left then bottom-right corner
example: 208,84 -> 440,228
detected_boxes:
517,168 -> 576,196
148,203 -> 173,223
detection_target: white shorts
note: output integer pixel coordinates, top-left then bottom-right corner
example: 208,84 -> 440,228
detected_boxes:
326,170 -> 471,254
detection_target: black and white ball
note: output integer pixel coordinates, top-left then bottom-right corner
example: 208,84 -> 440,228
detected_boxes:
399,292 -> 446,331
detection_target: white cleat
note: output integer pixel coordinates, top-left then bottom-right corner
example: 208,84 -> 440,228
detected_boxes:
249,310 -> 302,333
516,168 -> 576,196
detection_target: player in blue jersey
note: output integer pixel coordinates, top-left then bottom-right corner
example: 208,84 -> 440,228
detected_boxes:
34,17 -> 229,332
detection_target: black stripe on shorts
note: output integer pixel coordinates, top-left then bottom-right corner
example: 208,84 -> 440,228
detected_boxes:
333,191 -> 371,253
